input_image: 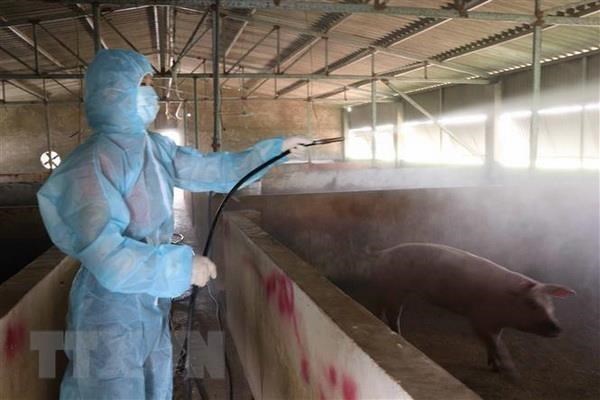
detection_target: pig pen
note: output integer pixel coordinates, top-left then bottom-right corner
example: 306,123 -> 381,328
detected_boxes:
0,183 -> 52,284
232,178 -> 599,400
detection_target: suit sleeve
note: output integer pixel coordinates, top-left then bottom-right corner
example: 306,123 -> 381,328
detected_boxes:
151,133 -> 285,193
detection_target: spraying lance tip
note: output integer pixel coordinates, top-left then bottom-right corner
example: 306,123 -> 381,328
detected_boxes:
307,137 -> 345,146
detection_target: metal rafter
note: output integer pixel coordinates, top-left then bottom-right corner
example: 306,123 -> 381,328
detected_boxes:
158,5 -> 167,71
37,23 -> 88,66
314,1 -> 600,99
69,4 -> 108,50
3,79 -> 46,100
51,1 -> 600,26
222,9 -> 255,60
0,45 -> 78,99
244,2 -> 356,97
0,6 -> 148,28
170,9 -> 210,71
0,72 -> 489,84
276,0 -> 491,98
0,17 -> 67,69
222,10 -> 491,79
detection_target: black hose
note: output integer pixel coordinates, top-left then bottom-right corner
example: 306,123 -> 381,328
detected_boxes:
178,137 -> 343,400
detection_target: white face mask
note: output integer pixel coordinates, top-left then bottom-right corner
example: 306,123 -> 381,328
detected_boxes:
137,85 -> 159,127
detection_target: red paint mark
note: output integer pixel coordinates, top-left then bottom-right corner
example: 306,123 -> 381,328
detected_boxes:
265,274 -> 278,298
277,275 -> 294,317
342,375 -> 358,400
327,365 -> 337,387
301,356 -> 310,384
3,321 -> 26,361
263,272 -> 295,319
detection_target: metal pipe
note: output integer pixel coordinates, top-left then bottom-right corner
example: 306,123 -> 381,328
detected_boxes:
0,45 -> 35,72
371,53 -> 376,162
226,27 -> 276,74
324,37 -> 329,75
32,23 -> 40,73
43,79 -> 53,170
57,1 -> 600,26
212,0 -> 221,152
159,6 -> 167,72
171,9 -> 210,71
529,0 -> 543,170
382,79 -> 479,155
38,23 -> 88,66
245,36 -> 321,97
193,77 -> 199,149
92,2 -> 102,54
0,72 -> 491,84
486,81 -> 502,176
579,56 -> 587,167
4,80 -> 45,100
0,97 -> 379,106
223,11 -> 252,60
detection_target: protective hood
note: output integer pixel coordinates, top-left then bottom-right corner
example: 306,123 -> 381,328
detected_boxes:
85,49 -> 154,134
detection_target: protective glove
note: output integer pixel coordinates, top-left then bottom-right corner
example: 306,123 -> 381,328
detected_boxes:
191,255 -> 217,287
282,136 -> 313,159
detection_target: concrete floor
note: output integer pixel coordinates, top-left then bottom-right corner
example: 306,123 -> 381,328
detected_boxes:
171,199 -> 252,400
385,297 -> 599,400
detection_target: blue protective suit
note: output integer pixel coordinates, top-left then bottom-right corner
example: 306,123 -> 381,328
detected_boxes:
37,49 -> 284,399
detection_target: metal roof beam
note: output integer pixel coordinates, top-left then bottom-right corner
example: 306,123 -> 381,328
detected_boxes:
0,18 -> 67,69
69,4 -> 108,50
243,3 -> 356,97
276,0 -> 491,97
170,9 -> 210,71
0,72 -> 489,84
314,1 -> 600,99
54,1 -> 600,26
157,6 -> 167,71
37,23 -> 88,66
225,12 -> 490,78
222,9 -> 255,59
0,6 -> 147,28
4,80 -> 46,100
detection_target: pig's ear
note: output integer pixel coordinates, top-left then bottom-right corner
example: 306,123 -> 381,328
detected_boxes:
509,280 -> 536,295
541,284 -> 576,298
519,280 -> 537,291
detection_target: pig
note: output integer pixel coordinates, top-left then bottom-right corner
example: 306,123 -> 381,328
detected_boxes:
335,242 -> 576,376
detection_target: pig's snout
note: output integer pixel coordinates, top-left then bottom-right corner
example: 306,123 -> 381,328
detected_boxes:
538,320 -> 561,337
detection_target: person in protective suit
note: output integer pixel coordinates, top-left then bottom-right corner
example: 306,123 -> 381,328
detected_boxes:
37,49 -> 309,399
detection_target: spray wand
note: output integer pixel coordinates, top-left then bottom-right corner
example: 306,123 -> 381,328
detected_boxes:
177,137 -> 344,399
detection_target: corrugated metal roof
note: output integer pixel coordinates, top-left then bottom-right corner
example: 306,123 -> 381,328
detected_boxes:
0,0 -> 598,101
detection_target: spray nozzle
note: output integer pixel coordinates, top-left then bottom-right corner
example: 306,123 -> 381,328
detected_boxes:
303,137 -> 345,147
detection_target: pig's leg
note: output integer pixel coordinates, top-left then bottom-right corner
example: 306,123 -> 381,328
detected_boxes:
495,333 -> 519,380
384,301 -> 405,335
472,325 -> 502,371
473,326 -> 519,378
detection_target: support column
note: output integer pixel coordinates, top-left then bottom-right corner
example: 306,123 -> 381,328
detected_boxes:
193,77 -> 199,149
342,107 -> 349,160
395,101 -> 404,167
438,87 -> 444,154
92,2 -> 101,54
529,0 -> 543,170
371,53 -> 377,163
486,81 -> 502,178
43,79 -> 53,171
579,56 -> 587,168
212,0 -> 221,152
